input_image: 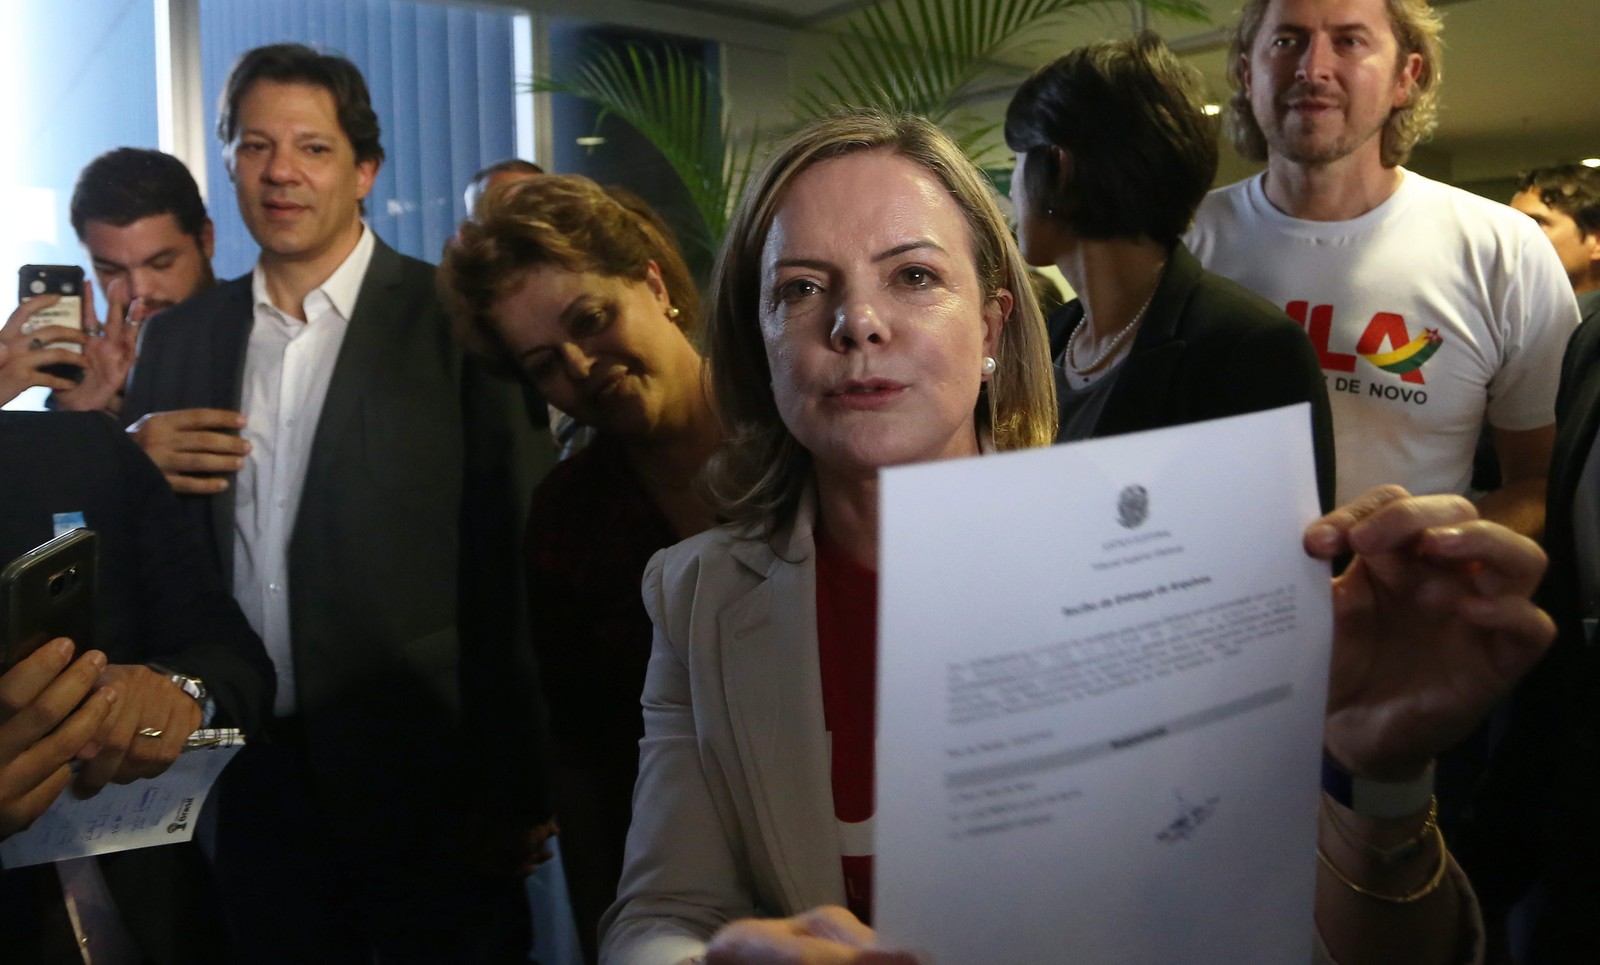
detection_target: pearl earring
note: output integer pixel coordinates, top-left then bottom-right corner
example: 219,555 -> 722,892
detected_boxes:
667,306 -> 681,320
980,356 -> 997,377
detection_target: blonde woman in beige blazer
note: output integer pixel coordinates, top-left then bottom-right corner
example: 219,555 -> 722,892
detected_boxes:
603,491 -> 844,964
600,110 -> 1553,965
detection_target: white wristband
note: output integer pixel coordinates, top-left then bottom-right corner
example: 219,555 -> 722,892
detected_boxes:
1321,751 -> 1435,818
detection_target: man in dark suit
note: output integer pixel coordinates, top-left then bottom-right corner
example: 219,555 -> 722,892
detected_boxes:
1455,299 -> 1600,962
1457,167 -> 1600,960
120,44 -> 550,963
0,410 -> 274,963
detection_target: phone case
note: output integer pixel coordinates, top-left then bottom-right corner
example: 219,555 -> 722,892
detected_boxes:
17,264 -> 86,352
1,529 -> 97,672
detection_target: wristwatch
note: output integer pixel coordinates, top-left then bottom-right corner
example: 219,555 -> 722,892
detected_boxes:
148,664 -> 208,704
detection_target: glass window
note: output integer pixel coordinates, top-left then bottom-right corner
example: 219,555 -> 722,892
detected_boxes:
1,0 -> 160,409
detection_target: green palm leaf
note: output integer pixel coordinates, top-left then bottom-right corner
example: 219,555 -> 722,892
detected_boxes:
797,0 -> 1209,125
528,1 -> 1211,252
527,43 -> 739,256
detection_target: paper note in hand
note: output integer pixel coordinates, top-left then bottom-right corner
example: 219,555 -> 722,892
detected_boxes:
0,728 -> 245,868
875,405 -> 1331,965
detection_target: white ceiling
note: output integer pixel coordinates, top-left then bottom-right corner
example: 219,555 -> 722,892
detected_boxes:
643,0 -> 1600,187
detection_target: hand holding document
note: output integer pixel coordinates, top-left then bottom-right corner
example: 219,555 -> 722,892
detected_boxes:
875,405 -> 1330,964
1,727 -> 243,868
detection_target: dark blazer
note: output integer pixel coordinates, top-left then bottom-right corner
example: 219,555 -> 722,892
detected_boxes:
1458,290 -> 1600,958
0,410 -> 274,964
1543,290 -> 1600,643
1048,242 -> 1337,510
121,237 -> 550,854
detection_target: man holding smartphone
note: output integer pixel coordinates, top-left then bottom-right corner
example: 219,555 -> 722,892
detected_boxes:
1,149 -> 219,415
71,148 -> 217,321
121,44 -> 550,963
57,148 -> 219,417
0,409 -> 274,963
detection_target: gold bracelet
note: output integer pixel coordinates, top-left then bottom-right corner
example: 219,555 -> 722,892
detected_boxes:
1316,821 -> 1450,904
1322,794 -> 1437,864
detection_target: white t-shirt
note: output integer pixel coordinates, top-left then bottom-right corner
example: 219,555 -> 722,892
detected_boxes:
1187,170 -> 1577,504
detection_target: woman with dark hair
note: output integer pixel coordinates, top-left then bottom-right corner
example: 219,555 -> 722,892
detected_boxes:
440,174 -> 721,961
596,107 -> 1553,965
1005,32 -> 1336,506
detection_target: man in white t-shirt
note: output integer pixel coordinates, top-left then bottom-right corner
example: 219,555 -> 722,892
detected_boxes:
1188,0 -> 1578,539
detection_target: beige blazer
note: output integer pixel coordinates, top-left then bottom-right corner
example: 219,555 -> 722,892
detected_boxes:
597,489 -> 1484,965
599,491 -> 844,965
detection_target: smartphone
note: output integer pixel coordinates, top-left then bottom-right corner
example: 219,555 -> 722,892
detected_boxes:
0,529 -> 97,673
17,264 -> 86,381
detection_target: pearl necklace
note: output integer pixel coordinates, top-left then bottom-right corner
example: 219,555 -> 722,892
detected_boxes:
1063,273 -> 1163,377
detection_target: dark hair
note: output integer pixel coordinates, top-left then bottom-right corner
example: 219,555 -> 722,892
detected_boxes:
70,148 -> 208,241
216,43 -> 384,167
470,158 -> 544,184
1026,269 -> 1067,319
1519,165 -> 1600,236
438,173 -> 701,378
464,158 -> 545,216
1004,32 -> 1217,245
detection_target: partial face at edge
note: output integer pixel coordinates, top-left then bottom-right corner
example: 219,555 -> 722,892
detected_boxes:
1511,189 -> 1600,290
1009,148 -> 1077,267
757,149 -> 1007,481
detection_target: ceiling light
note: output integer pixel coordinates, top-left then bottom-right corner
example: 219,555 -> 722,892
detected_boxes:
575,136 -> 606,147
1202,104 -> 1222,117
1582,158 -> 1600,169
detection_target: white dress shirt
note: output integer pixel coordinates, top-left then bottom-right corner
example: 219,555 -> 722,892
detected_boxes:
233,225 -> 375,717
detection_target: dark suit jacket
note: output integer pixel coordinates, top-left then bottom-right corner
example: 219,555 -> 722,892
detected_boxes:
1048,242 -> 1337,510
1543,291 -> 1600,644
121,237 -> 550,859
0,410 -> 274,964
1457,291 -> 1600,956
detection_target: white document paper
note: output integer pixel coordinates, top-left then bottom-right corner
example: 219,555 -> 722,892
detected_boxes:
875,405 -> 1332,964
0,729 -> 244,868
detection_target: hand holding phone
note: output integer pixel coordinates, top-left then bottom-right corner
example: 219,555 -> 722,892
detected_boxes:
16,266 -> 87,382
0,640 -> 116,839
1,530 -> 97,674
52,278 -> 140,416
0,296 -> 87,405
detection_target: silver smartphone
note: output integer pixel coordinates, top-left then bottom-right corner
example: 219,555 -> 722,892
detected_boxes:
0,529 -> 97,673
